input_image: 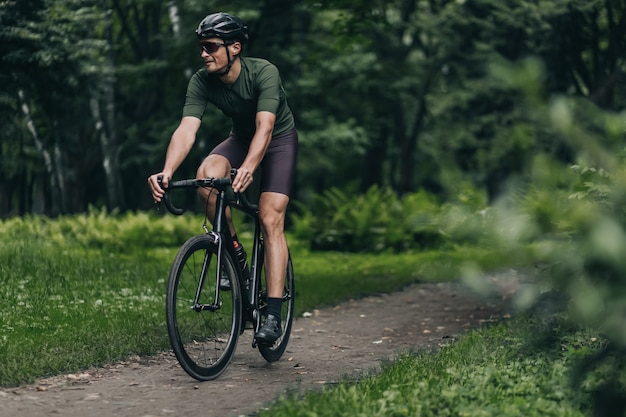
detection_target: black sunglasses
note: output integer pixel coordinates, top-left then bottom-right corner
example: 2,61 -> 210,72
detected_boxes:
199,41 -> 227,54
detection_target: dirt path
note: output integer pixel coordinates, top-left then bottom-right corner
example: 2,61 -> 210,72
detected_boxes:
0,278 -> 516,417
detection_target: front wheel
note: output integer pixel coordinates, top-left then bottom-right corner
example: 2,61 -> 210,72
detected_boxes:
258,253 -> 295,362
165,234 -> 242,381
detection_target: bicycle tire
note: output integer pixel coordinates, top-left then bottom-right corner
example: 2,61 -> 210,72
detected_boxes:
165,234 -> 242,381
258,253 -> 295,362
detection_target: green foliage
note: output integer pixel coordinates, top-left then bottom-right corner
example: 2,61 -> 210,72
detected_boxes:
569,161 -> 619,212
0,0 -> 114,214
260,317 -> 609,417
291,185 -> 442,252
291,184 -> 491,253
0,206 -> 206,252
3,0 -> 625,214
470,87 -> 626,346
450,50 -> 626,413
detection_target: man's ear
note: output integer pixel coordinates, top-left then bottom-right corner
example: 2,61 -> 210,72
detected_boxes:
230,41 -> 242,56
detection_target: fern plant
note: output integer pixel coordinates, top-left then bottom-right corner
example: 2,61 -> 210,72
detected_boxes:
291,186 -> 451,252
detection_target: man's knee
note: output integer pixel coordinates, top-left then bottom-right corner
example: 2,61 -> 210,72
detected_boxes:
260,211 -> 282,232
260,208 -> 287,237
197,154 -> 231,178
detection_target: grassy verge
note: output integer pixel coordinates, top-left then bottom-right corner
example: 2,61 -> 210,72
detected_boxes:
2,211 -> 619,416
259,318 -> 600,417
0,239 -> 173,386
0,212 -> 504,387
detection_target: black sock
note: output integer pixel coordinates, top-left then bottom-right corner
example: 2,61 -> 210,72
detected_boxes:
267,297 -> 282,320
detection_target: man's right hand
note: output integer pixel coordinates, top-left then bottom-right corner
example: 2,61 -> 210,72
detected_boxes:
147,173 -> 170,203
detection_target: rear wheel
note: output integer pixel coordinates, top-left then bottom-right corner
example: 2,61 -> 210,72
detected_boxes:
165,234 -> 241,380
258,252 -> 295,362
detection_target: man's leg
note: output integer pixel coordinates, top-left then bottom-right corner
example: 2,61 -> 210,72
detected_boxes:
196,154 -> 237,237
259,191 -> 289,297
255,191 -> 290,343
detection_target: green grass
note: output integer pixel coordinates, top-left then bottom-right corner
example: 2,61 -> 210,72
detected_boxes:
259,318 -> 600,417
3,211 -> 618,417
0,238 -> 173,386
0,212 -> 504,387
290,244 -> 507,313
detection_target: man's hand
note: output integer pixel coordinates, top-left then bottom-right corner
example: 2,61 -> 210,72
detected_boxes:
147,173 -> 170,203
232,167 -> 253,193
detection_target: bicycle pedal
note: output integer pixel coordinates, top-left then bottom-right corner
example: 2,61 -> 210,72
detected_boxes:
254,338 -> 275,347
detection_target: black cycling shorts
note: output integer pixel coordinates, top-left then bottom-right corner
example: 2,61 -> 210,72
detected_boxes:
209,127 -> 299,198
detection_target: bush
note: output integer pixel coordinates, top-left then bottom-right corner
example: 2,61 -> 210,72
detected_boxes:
290,184 -> 490,253
0,206 -> 210,253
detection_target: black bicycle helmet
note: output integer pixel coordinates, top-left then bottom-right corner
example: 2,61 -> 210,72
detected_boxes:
196,12 -> 248,45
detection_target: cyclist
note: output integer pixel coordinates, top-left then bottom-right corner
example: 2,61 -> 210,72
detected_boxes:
148,12 -> 298,345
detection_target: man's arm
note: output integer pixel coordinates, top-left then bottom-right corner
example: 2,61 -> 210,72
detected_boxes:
232,111 -> 276,193
148,116 -> 201,202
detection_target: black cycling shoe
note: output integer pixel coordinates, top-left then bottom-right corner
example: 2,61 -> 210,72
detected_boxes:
255,314 -> 282,345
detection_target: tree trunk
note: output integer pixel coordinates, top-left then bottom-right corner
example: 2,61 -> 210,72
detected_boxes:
18,89 -> 62,215
93,0 -> 124,210
90,86 -> 123,210
360,126 -> 388,191
398,96 -> 427,194
167,0 -> 193,79
167,0 -> 180,37
52,140 -> 68,213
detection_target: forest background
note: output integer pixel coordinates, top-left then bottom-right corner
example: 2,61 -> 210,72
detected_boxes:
2,0 -> 624,217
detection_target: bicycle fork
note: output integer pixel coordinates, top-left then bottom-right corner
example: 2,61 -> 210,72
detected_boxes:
190,189 -> 232,313
190,231 -> 223,312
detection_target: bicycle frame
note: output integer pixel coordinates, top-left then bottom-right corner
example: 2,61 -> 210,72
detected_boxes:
213,185 -> 264,326
160,172 -> 265,334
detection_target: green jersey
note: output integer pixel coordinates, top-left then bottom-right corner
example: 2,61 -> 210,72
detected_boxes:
182,57 -> 295,141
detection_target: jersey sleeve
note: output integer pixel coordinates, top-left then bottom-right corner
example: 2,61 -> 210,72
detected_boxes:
255,63 -> 282,115
182,71 -> 209,120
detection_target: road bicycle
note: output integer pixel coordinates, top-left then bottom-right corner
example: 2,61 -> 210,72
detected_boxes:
157,170 -> 295,381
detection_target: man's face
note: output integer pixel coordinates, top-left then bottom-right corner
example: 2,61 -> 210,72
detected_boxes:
199,38 -> 238,73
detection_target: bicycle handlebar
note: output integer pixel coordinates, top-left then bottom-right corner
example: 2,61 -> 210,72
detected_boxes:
157,169 -> 258,216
